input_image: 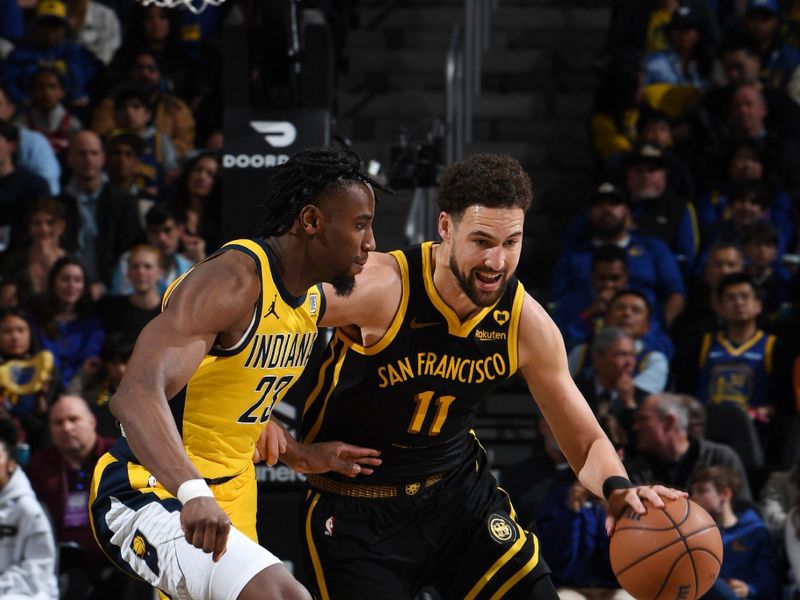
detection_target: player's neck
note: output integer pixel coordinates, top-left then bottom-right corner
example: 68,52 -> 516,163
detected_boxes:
263,236 -> 314,297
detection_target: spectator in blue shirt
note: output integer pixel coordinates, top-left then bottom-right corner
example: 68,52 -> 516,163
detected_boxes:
691,465 -> 780,600
552,244 -> 629,350
742,221 -> 792,319
552,181 -> 686,327
741,0 -> 800,92
0,0 -> 101,108
0,84 -> 60,195
641,5 -> 711,89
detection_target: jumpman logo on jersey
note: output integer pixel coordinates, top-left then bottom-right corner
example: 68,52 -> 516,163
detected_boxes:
264,295 -> 279,319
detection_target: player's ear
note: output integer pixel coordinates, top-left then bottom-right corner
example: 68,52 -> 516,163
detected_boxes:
299,205 -> 320,233
438,211 -> 450,240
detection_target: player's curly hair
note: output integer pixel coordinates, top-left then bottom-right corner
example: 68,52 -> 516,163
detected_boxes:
259,146 -> 392,238
437,153 -> 532,218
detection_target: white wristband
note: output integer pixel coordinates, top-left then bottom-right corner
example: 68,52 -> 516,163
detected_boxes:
177,479 -> 214,504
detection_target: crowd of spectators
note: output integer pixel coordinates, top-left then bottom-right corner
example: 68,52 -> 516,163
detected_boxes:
0,0 -> 225,596
501,1 -> 800,598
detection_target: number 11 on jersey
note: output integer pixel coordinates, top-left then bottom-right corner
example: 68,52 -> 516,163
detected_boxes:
407,391 -> 456,436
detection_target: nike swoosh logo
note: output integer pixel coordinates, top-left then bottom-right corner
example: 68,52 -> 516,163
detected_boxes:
409,317 -> 440,329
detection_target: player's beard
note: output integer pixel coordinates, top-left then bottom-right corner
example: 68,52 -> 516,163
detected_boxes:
449,253 -> 507,307
332,274 -> 356,296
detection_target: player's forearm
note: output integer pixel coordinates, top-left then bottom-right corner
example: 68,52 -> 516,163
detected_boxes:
575,435 -> 630,500
111,389 -> 202,494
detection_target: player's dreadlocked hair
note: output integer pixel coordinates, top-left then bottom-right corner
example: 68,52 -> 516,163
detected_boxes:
437,153 -> 532,219
259,146 -> 392,238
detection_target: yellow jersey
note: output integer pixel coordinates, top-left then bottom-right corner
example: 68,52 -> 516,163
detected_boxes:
162,238 -> 323,481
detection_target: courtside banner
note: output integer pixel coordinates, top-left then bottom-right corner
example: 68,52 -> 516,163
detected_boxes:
221,108 -> 330,239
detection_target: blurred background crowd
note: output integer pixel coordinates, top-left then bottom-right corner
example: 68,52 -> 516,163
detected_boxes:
1,0 -> 800,598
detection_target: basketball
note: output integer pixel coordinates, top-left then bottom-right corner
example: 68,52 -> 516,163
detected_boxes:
609,497 -> 723,600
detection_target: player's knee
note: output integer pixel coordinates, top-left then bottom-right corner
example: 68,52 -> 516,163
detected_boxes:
237,564 -> 310,600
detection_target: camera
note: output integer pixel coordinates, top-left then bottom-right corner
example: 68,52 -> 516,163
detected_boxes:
387,121 -> 445,189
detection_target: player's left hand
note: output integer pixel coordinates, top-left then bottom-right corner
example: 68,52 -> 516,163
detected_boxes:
253,421 -> 287,466
605,484 -> 687,537
293,441 -> 382,477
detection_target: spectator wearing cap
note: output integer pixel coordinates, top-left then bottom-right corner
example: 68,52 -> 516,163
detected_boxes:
60,130 -> 143,289
16,66 -> 83,161
553,181 -> 686,327
742,220 -> 792,318
0,121 -> 50,253
552,244 -> 629,350
641,5 -> 711,89
113,84 -> 180,190
91,50 -> 196,156
624,143 -> 699,273
64,0 -> 121,64
105,128 -> 156,205
0,0 -> 102,107
0,84 -> 60,195
741,0 -> 800,92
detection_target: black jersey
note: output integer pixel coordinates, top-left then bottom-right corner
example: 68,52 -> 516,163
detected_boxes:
301,242 -> 525,483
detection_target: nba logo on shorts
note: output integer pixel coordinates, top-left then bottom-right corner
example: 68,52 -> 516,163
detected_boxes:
325,516 -> 334,536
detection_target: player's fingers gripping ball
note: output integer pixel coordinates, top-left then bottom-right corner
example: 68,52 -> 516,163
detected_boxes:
610,497 -> 722,600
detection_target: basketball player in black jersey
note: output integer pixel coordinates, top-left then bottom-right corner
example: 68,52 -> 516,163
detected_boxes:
267,153 -> 686,599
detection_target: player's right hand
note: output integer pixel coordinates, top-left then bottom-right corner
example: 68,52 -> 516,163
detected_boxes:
180,497 -> 231,562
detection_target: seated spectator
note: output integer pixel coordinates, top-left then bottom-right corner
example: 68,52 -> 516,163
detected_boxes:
722,83 -> 800,196
695,140 -> 796,257
0,0 -> 101,109
16,66 -> 83,161
671,241 -> 745,392
66,335 -> 130,438
0,417 -> 58,599
26,394 -> 124,599
32,256 -> 104,389
626,393 -> 753,499
537,413 -> 634,600
641,5 -> 710,89
99,244 -> 161,346
0,84 -> 60,195
0,198 -> 68,308
742,221 -> 792,320
104,128 -> 156,204
741,0 -> 800,93
623,144 -> 698,272
60,130 -> 143,288
569,290 -> 672,394
0,308 -> 58,452
65,0 -> 121,65
111,203 -> 193,295
690,465 -> 780,600
552,243 -> 629,349
162,151 -> 220,257
91,49 -> 195,156
631,108 -> 694,200
0,121 -> 50,252
552,181 -> 685,326
694,273 -> 791,458
573,326 -> 648,446
113,84 -> 179,190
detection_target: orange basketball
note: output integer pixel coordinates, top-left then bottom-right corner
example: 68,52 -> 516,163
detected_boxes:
609,497 -> 723,600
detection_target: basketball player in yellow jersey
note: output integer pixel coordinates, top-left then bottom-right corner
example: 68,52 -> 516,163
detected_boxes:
89,147 -> 387,600
269,154 -> 687,598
